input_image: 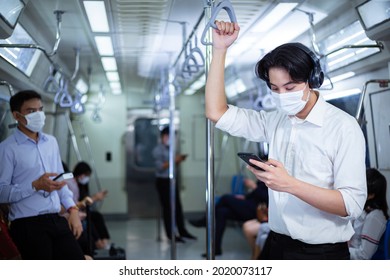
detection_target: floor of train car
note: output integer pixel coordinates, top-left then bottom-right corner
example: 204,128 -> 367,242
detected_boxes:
105,217 -> 251,260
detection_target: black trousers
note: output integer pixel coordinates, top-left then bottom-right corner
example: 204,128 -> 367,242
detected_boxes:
155,177 -> 188,239
215,194 -> 258,253
261,231 -> 350,260
10,213 -> 85,260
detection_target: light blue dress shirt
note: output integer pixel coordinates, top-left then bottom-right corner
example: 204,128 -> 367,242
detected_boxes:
0,128 -> 75,221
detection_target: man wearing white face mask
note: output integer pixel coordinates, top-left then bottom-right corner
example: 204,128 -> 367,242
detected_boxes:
205,21 -> 367,259
0,90 -> 85,260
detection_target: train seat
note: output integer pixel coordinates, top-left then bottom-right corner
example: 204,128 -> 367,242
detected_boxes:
371,219 -> 390,260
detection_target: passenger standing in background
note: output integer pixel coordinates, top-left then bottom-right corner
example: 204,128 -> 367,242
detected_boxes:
205,21 -> 367,259
0,90 -> 85,260
349,168 -> 389,259
152,126 -> 196,242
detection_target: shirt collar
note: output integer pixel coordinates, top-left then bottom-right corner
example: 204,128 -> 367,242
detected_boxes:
14,128 -> 48,144
303,91 -> 326,127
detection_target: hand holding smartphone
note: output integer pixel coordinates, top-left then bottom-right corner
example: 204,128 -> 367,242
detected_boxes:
237,152 -> 266,171
53,172 -> 74,181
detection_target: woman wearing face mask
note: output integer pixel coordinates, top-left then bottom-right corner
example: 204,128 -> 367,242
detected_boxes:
73,161 -> 111,250
205,21 -> 367,259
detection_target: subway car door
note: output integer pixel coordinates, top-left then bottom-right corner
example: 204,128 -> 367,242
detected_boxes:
126,108 -> 183,220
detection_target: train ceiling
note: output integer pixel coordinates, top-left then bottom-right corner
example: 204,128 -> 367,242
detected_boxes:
19,0 -> 350,104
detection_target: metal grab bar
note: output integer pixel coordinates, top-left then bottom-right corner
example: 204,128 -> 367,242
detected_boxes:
47,10 -> 65,57
201,0 -> 237,46
322,43 -> 384,58
355,79 -> 390,126
0,10 -> 65,60
0,80 -> 14,96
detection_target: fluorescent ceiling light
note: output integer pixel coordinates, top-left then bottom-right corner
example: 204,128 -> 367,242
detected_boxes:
101,57 -> 117,71
106,71 -> 119,82
229,37 -> 257,56
322,71 -> 355,87
111,89 -> 122,95
83,1 -> 110,32
184,75 -> 205,95
110,81 -> 122,95
326,30 -> 365,52
110,81 -> 121,91
251,3 -> 298,32
253,6 -> 327,52
76,78 -> 88,94
80,94 -> 88,104
94,36 -> 114,56
323,88 -> 361,101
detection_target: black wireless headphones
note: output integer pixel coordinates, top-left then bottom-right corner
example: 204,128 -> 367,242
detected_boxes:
290,43 -> 324,89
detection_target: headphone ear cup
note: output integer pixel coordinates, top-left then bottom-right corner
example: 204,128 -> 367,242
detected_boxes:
309,66 -> 324,89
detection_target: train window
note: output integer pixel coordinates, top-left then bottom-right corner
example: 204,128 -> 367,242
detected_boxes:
0,0 -> 26,39
319,21 -> 380,72
0,23 -> 40,77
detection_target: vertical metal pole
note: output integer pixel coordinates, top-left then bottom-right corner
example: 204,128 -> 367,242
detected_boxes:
168,69 -> 177,259
78,120 -> 102,192
204,0 -> 215,260
65,111 -> 82,162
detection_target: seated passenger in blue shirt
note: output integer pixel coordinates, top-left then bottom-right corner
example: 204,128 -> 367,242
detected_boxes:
0,90 -> 85,260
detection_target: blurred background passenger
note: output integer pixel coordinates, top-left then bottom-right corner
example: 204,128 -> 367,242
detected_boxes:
349,168 -> 389,259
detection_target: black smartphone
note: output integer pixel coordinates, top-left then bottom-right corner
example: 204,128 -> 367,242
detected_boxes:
237,152 -> 266,171
53,172 -> 74,181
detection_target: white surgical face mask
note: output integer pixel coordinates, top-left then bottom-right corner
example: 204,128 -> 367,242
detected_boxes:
78,176 -> 90,185
24,111 -> 46,132
271,84 -> 310,116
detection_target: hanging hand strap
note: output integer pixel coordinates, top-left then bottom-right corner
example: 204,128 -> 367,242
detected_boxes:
201,0 -> 237,46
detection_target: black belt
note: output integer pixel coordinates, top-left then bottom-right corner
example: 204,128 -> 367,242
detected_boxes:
270,231 -> 347,250
11,213 -> 60,224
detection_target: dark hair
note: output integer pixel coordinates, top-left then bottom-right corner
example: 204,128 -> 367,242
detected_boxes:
73,161 -> 92,177
365,168 -> 389,219
255,42 -> 314,88
9,90 -> 42,112
160,126 -> 169,136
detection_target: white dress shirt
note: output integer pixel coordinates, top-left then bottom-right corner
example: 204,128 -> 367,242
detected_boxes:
216,93 -> 367,244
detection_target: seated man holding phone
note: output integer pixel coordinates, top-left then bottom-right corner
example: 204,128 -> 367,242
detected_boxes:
0,90 -> 85,260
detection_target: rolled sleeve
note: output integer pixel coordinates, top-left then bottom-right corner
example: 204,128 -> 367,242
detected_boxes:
58,185 -> 76,210
334,119 -> 367,219
216,105 -> 269,142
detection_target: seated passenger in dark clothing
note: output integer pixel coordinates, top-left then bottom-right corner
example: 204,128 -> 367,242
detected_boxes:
190,178 -> 268,256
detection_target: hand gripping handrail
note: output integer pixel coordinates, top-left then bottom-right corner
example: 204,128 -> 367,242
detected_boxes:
201,0 -> 237,46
